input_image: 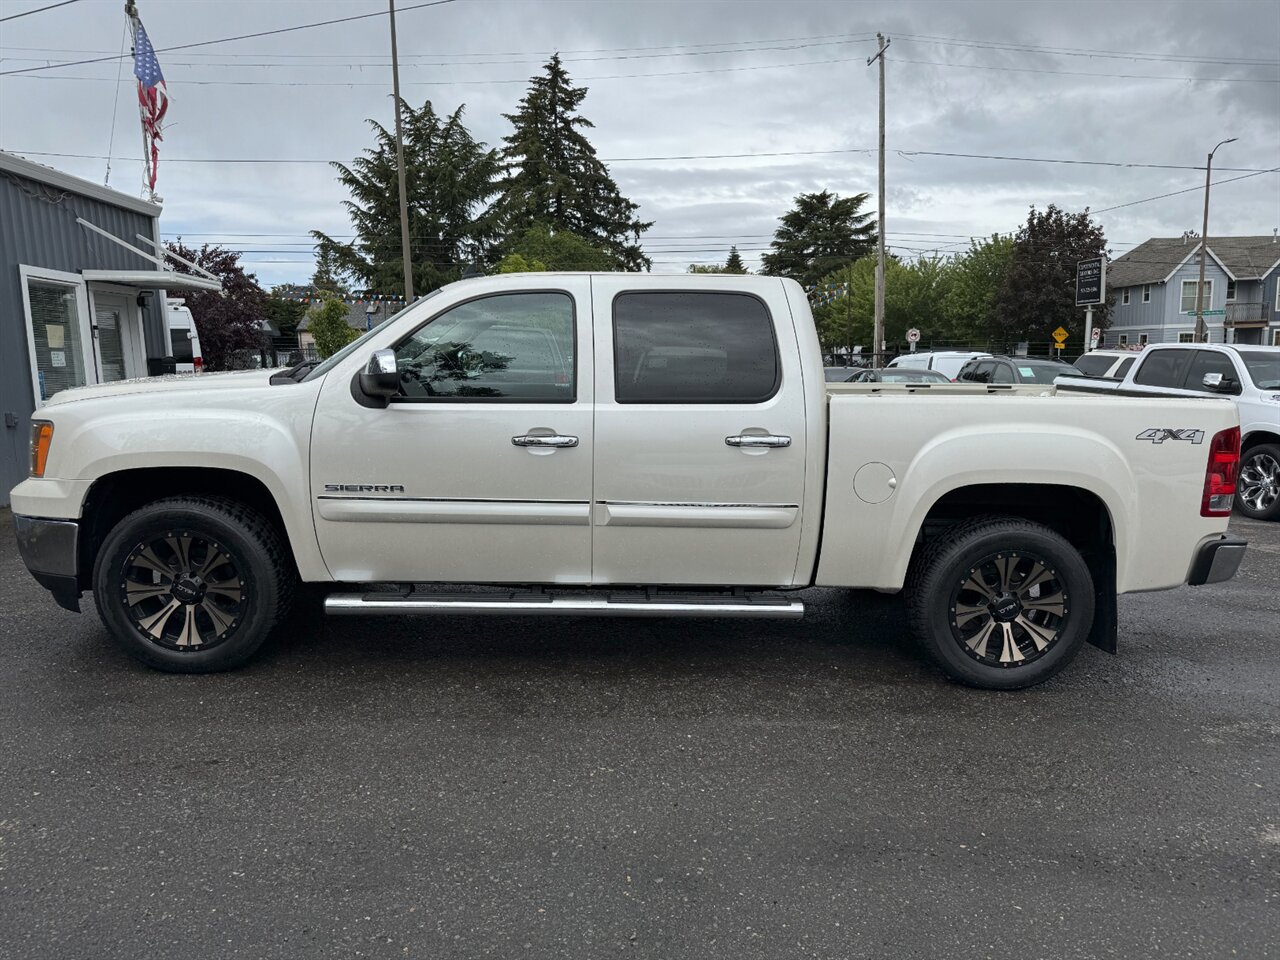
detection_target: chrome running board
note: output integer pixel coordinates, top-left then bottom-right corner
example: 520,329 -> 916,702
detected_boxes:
324,589 -> 804,619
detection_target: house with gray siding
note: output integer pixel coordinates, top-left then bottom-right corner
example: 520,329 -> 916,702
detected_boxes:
1105,234 -> 1280,348
1,151 -> 220,504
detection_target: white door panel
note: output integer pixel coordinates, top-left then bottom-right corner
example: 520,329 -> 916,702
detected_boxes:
311,282 -> 593,583
589,279 -> 808,587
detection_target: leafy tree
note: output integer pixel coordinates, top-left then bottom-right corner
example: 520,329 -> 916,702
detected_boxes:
941,234 -> 1014,341
724,246 -> 747,274
688,263 -> 728,274
165,241 -> 267,371
812,254 -> 953,358
994,205 -> 1110,346
760,190 -> 877,289
496,223 -> 617,272
314,100 -> 501,297
498,55 -> 652,270
307,297 -> 359,358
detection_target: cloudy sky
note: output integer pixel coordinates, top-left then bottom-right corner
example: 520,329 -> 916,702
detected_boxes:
1,0 -> 1278,288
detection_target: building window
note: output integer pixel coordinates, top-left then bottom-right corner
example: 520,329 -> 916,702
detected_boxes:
1226,279 -> 1237,302
1275,284 -> 1280,312
1179,332 -> 1195,343
1118,334 -> 1129,346
1138,333 -> 1149,346
1142,284 -> 1151,303
1273,329 -> 1280,346
1122,288 -> 1131,305
1180,279 -> 1213,314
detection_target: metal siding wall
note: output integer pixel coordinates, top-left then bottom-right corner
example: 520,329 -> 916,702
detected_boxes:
0,170 -> 159,504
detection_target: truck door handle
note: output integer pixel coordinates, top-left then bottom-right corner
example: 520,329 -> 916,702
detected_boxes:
512,434 -> 578,448
725,435 -> 791,448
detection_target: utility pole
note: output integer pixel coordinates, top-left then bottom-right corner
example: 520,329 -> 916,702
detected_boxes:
1194,137 -> 1236,342
867,33 -> 890,367
389,0 -> 414,303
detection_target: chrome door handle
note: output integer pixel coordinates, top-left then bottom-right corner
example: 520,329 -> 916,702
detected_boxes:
512,434 -> 578,448
725,435 -> 791,448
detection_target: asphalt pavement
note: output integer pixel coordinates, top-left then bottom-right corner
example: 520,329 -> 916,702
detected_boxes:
0,509 -> 1276,959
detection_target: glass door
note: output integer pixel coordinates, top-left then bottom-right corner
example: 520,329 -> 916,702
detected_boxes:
24,274 -> 93,403
92,294 -> 133,383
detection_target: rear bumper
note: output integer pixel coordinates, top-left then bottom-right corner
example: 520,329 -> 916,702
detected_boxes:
1186,535 -> 1247,586
13,514 -> 82,612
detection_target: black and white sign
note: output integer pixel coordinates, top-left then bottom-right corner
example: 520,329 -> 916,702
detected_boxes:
906,328 -> 920,343
1075,257 -> 1106,307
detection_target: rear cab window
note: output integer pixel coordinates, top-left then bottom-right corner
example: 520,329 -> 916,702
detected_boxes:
612,292 -> 779,403
1134,349 -> 1195,389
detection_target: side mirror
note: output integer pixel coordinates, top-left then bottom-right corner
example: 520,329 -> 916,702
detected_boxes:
1201,372 -> 1235,393
357,349 -> 400,407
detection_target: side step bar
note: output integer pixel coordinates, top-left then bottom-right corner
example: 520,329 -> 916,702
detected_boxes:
324,590 -> 804,620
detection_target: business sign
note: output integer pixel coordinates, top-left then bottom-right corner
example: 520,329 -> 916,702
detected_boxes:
1076,256 -> 1106,307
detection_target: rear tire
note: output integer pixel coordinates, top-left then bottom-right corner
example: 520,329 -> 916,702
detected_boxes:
907,516 -> 1094,690
92,496 -> 295,672
1236,443 -> 1280,521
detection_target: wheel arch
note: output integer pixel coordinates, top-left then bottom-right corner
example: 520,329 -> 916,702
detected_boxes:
76,467 -> 321,590
908,483 -> 1118,653
1241,429 -> 1280,454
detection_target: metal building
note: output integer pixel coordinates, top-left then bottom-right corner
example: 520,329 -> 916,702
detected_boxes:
1,151 -> 218,504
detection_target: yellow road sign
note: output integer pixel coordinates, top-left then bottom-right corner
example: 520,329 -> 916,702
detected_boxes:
1052,326 -> 1069,343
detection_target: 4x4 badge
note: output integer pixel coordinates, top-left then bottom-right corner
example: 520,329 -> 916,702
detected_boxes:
1135,428 -> 1205,445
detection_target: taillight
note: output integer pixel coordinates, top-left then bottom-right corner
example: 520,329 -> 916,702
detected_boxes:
193,356 -> 203,372
30,420 -> 53,478
1201,426 -> 1240,517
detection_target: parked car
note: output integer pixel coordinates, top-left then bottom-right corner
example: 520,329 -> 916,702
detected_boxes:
887,350 -> 991,380
1073,349 -> 1139,380
824,366 -> 860,383
12,274 -> 1246,689
166,299 -> 203,374
847,368 -> 952,384
957,356 -> 1073,385
1057,342 -> 1280,520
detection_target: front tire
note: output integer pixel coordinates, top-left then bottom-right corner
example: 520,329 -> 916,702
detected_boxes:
907,516 -> 1095,690
92,496 -> 295,672
1236,443 -> 1280,521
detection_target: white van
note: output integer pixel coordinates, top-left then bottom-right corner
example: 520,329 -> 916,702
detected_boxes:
166,299 -> 203,374
887,350 -> 991,381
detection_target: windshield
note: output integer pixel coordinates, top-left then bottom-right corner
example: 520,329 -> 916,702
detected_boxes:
879,369 -> 948,383
301,291 -> 444,382
1073,354 -> 1117,377
1237,350 -> 1280,389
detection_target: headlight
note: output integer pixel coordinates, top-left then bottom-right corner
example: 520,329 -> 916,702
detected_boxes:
30,421 -> 53,478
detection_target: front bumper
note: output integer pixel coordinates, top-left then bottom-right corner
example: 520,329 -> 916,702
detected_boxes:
14,514 -> 82,612
1186,535 -> 1248,586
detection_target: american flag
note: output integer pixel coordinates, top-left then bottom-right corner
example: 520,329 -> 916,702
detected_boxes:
132,19 -> 167,194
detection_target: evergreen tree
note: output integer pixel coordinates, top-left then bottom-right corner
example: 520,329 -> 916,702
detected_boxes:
724,246 -> 747,274
313,100 -> 500,297
760,190 -> 877,289
498,55 -> 652,270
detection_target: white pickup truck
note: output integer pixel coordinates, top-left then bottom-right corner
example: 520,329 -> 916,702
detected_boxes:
11,274 -> 1248,689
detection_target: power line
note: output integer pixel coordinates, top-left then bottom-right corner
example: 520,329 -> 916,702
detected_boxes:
0,0 -> 82,24
1092,167 -> 1280,213
893,56 -> 1280,85
9,147 -> 1271,173
896,33 -> 1280,67
0,0 -> 463,76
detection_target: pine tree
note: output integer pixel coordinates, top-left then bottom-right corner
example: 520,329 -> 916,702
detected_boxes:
760,191 -> 877,289
313,100 -> 500,296
498,55 -> 652,270
724,247 -> 747,274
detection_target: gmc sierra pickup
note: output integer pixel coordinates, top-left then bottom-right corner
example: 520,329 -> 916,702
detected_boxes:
12,274 -> 1248,688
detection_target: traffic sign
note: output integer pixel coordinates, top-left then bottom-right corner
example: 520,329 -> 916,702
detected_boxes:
906,328 -> 920,343
1090,327 -> 1101,347
1052,326 -> 1070,344
1075,257 -> 1106,306
1201,309 -> 1226,316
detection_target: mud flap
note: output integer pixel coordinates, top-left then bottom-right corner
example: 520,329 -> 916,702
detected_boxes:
1085,547 -> 1117,654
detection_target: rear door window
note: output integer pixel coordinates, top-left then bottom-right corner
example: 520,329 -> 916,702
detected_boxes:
1133,349 -> 1194,389
612,292 -> 779,403
169,329 -> 194,362
1181,350 -> 1241,394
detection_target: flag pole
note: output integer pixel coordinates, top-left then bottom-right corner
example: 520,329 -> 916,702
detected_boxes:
123,1 -> 148,199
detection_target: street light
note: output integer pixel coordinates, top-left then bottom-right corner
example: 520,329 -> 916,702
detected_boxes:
1194,137 -> 1237,343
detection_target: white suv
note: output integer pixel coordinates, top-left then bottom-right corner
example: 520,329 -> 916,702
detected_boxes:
1113,343 -> 1280,520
